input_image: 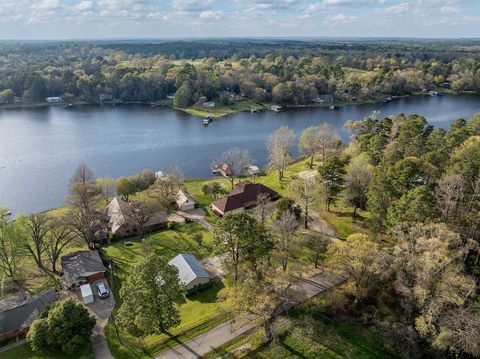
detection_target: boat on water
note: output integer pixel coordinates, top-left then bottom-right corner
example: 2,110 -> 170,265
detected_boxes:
203,116 -> 212,126
329,105 -> 338,110
250,108 -> 258,113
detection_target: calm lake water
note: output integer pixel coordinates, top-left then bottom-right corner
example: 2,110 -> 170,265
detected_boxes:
1,94 -> 480,215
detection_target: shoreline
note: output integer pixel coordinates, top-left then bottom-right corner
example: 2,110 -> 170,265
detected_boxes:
1,89 -> 475,118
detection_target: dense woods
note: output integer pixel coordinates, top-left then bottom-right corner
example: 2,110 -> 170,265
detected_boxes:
0,39 -> 479,107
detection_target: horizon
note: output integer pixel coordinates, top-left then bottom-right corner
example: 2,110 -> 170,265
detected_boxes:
1,1 -> 480,40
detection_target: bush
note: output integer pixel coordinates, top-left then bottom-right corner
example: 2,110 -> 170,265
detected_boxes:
27,298 -> 96,355
193,233 -> 203,246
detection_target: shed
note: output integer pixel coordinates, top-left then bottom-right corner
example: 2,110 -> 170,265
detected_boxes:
80,284 -> 94,305
176,189 -> 196,211
168,253 -> 211,291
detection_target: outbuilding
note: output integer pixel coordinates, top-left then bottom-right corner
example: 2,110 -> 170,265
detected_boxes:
176,189 -> 196,211
80,284 -> 94,305
168,253 -> 211,292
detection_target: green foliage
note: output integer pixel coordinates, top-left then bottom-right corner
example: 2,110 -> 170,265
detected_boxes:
116,253 -> 186,335
275,197 -> 301,219
27,299 -> 96,355
386,186 -> 440,229
173,82 -> 191,107
318,156 -> 346,210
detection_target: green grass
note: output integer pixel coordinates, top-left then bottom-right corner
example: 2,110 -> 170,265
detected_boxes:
103,222 -> 229,359
202,318 -> 400,359
1,343 -> 93,359
177,100 -> 268,118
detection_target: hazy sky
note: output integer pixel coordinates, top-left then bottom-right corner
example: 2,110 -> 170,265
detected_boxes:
0,0 -> 479,39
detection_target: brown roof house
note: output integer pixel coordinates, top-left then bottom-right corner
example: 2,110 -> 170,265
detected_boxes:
107,197 -> 168,238
0,288 -> 57,342
212,181 -> 278,216
61,250 -> 106,290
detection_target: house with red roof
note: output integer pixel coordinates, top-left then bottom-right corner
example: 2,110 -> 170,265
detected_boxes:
211,181 -> 278,217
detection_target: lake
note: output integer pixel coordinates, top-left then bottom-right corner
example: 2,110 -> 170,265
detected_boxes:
1,94 -> 479,215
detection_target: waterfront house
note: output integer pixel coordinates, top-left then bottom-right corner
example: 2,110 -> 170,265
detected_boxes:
176,189 -> 196,211
313,95 -> 333,103
202,101 -> 216,108
0,289 -> 57,342
46,96 -> 61,103
168,253 -> 211,291
212,181 -> 278,216
107,197 -> 168,238
61,250 -> 106,290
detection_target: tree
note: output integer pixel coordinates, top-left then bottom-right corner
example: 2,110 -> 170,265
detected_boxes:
390,223 -> 477,355
19,213 -> 52,271
275,197 -> 301,219
214,213 -> 259,283
213,147 -> 251,189
96,176 -> 116,204
318,156 -> 346,211
326,233 -> 386,301
272,210 -> 298,271
344,154 -> 372,216
121,197 -> 164,239
305,233 -> 330,268
67,164 -> 99,214
116,176 -> 137,201
219,264 -> 304,342
173,82 -> 191,107
0,208 -> 25,281
253,192 -> 275,225
317,123 -> 340,163
298,126 -> 320,168
116,253 -> 185,335
267,126 -> 295,180
27,298 -> 96,355
0,88 -> 14,103
45,218 -> 77,274
288,176 -> 323,228
386,186 -> 440,229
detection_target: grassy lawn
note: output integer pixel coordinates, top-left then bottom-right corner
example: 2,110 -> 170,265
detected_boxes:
203,319 -> 400,359
103,222 -> 230,359
1,343 -> 93,359
177,100 -> 269,118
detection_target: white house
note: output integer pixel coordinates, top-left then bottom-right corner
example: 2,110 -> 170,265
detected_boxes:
202,101 -> 216,108
80,284 -> 94,305
176,190 -> 196,211
46,97 -> 61,103
168,253 -> 210,291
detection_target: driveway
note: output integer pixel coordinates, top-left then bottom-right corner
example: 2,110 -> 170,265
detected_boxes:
76,280 -> 115,359
173,208 -> 214,232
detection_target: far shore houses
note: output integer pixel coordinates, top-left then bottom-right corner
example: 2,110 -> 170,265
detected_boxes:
212,181 -> 278,216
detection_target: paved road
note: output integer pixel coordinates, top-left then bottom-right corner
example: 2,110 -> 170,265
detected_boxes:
156,271 -> 346,359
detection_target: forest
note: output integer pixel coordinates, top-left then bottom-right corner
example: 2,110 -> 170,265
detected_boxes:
0,39 -> 479,108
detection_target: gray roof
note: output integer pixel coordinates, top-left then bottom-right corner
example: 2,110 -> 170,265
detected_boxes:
0,288 -> 57,335
61,250 -> 106,287
168,253 -> 210,287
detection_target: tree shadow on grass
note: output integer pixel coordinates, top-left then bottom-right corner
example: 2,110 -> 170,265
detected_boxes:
281,342 -> 309,359
186,282 -> 225,304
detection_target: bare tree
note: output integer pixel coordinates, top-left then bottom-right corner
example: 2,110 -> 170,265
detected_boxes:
68,208 -> 105,250
288,176 -> 324,228
123,197 -> 166,239
253,193 -> 274,225
0,209 -> 25,281
213,147 -> 252,189
273,210 -> 298,272
267,126 -> 295,180
96,177 -> 116,205
318,123 -> 340,163
22,213 -> 52,271
67,164 -> 100,214
298,126 -> 321,168
45,218 -> 78,274
344,155 -> 372,217
435,174 -> 465,223
305,233 -> 330,268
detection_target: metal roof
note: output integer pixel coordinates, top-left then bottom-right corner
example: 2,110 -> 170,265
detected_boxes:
168,253 -> 210,287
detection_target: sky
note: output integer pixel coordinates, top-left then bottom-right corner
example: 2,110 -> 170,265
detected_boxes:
0,0 -> 479,40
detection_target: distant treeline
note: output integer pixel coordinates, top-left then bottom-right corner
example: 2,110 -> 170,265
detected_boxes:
0,39 -> 478,107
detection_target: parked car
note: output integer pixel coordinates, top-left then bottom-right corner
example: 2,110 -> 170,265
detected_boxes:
96,282 -> 110,299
